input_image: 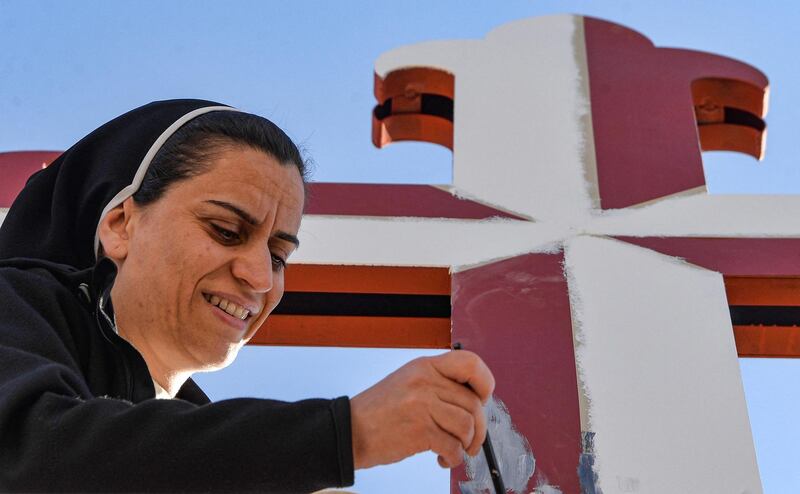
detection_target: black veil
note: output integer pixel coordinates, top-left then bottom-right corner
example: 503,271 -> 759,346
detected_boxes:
0,99 -> 235,269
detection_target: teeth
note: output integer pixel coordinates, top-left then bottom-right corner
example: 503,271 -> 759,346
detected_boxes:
204,294 -> 250,320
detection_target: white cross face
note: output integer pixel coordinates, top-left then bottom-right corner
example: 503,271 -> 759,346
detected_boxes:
290,15 -> 797,494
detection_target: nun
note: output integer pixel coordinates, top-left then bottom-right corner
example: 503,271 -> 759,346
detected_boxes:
0,100 -> 494,492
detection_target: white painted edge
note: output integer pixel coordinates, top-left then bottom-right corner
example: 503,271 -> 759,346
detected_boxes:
293,215 -> 570,268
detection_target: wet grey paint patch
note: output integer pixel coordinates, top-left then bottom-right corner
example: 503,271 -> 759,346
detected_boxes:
578,431 -> 603,494
459,396 -> 535,494
458,482 -> 492,494
534,485 -> 564,494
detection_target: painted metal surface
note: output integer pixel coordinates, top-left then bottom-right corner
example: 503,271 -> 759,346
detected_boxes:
733,325 -> 800,358
612,238 -> 800,359
372,67 -> 455,149
0,151 -> 60,207
584,17 -> 768,209
451,253 -> 582,494
366,15 -> 776,492
372,68 -> 454,150
459,396 -> 536,494
726,276 -> 800,357
692,77 -> 766,158
565,236 -> 762,493
725,276 -> 800,305
305,183 -> 524,219
375,15 -> 598,222
613,237 -> 800,276
254,264 -> 451,348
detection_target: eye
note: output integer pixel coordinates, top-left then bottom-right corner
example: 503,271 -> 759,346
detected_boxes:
211,223 -> 241,244
271,253 -> 287,271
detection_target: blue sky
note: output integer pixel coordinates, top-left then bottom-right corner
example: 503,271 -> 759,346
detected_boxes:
2,1 -> 798,492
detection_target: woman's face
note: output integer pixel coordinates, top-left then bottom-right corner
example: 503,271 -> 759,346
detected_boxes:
110,144 -> 304,372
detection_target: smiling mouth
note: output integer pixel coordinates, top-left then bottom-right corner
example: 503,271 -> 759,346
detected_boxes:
203,293 -> 252,321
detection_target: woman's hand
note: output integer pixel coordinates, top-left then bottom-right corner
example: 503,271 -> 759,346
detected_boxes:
350,350 -> 495,469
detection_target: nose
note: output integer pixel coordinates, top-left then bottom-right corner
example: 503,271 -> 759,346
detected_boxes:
231,243 -> 273,293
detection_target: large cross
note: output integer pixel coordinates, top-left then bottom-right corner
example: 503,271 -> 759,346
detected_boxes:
2,15 -> 798,494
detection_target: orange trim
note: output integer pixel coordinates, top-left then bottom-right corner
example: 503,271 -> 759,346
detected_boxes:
724,276 -> 800,306
250,315 -> 451,349
246,265 -> 452,348
692,77 -> 766,159
734,325 -> 800,358
373,67 -> 455,150
725,277 -> 800,357
372,113 -> 453,150
285,264 -> 450,295
692,78 -> 766,118
697,125 -> 764,160
374,68 -> 455,103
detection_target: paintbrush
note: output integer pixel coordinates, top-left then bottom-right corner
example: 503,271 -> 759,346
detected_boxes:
452,342 -> 506,494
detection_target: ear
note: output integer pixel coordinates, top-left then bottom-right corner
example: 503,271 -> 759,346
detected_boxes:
97,197 -> 137,265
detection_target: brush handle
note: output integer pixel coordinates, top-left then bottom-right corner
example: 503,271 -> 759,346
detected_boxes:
482,428 -> 506,493
452,342 -> 506,493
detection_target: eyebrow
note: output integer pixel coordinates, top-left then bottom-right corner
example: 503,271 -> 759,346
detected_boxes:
204,199 -> 300,248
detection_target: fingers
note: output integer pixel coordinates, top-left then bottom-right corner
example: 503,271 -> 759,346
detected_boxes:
433,379 -> 487,456
428,420 -> 466,468
429,350 -> 496,403
430,400 -> 475,455
428,351 -> 492,457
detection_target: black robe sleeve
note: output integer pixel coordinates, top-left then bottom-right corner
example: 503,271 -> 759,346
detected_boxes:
0,267 -> 354,493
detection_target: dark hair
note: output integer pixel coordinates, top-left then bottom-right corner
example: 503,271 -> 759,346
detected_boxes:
132,111 -> 309,206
